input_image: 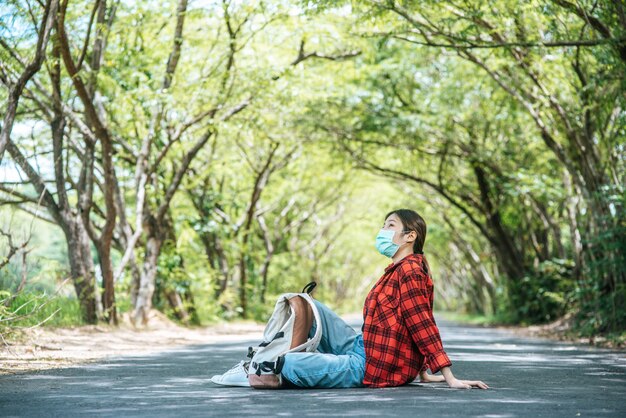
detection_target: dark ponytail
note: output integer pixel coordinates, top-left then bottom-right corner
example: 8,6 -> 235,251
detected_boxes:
385,208 -> 431,275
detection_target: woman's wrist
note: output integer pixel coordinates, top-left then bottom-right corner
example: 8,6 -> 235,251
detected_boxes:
420,371 -> 446,383
440,367 -> 456,384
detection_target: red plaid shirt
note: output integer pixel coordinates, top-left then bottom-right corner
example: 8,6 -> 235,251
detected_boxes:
362,253 -> 451,388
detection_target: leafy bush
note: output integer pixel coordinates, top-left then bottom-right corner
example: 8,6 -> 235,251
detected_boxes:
154,241 -> 201,325
575,187 -> 626,335
502,259 -> 576,325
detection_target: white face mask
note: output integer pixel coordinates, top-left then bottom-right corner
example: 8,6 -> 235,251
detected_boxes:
375,229 -> 400,258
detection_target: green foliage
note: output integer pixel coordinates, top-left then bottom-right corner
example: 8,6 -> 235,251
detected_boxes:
575,186 -> 626,335
501,259 -> 576,325
154,238 -> 201,325
574,282 -> 626,338
0,0 -> 623,341
0,291 -> 84,332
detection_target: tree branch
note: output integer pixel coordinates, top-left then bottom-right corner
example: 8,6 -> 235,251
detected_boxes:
336,137 -> 494,243
163,0 -> 188,89
0,185 -> 47,207
388,33 -> 626,49
5,141 -> 62,225
0,0 -> 60,163
290,39 -> 361,66
156,128 -> 216,223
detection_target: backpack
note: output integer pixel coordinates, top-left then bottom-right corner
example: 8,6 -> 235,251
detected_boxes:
247,282 -> 322,387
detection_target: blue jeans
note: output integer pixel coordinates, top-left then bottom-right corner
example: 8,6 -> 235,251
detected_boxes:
280,300 -> 366,388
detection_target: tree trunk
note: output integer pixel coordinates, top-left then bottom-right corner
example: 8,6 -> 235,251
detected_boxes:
529,196 -> 566,259
164,288 -> 190,323
132,233 -> 162,325
257,214 -> 275,305
214,239 -> 230,298
130,257 -> 142,307
96,238 -> 117,324
564,171 -> 585,285
88,0 -> 118,326
182,289 -> 199,325
198,231 -> 230,298
259,251 -> 273,305
473,165 -> 526,279
63,215 -> 98,323
159,214 -> 193,323
443,214 -> 496,314
238,254 -> 248,318
236,149 -> 276,317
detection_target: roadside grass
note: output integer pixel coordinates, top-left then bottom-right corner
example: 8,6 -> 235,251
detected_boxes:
437,311 -> 501,326
603,331 -> 626,348
2,293 -> 85,329
438,310 -> 626,349
564,327 -> 626,349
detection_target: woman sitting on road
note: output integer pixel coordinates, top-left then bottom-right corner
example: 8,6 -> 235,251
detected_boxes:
212,209 -> 489,390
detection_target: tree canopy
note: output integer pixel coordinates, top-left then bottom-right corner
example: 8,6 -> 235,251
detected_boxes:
1,0 -> 624,339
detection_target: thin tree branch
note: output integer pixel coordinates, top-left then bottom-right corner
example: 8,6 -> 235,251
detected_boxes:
291,39 -> 361,66
0,0 -> 60,163
387,33 -> 626,49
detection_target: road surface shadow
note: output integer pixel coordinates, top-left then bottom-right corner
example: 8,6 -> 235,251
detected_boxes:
1,320 -> 625,417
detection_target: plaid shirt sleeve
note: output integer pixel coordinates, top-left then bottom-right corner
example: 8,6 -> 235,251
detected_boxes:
399,271 -> 451,374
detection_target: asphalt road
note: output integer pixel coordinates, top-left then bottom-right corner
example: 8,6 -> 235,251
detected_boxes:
1,318 -> 625,417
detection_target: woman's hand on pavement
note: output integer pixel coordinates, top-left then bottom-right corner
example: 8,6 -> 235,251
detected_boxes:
440,366 -> 489,389
447,378 -> 489,390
